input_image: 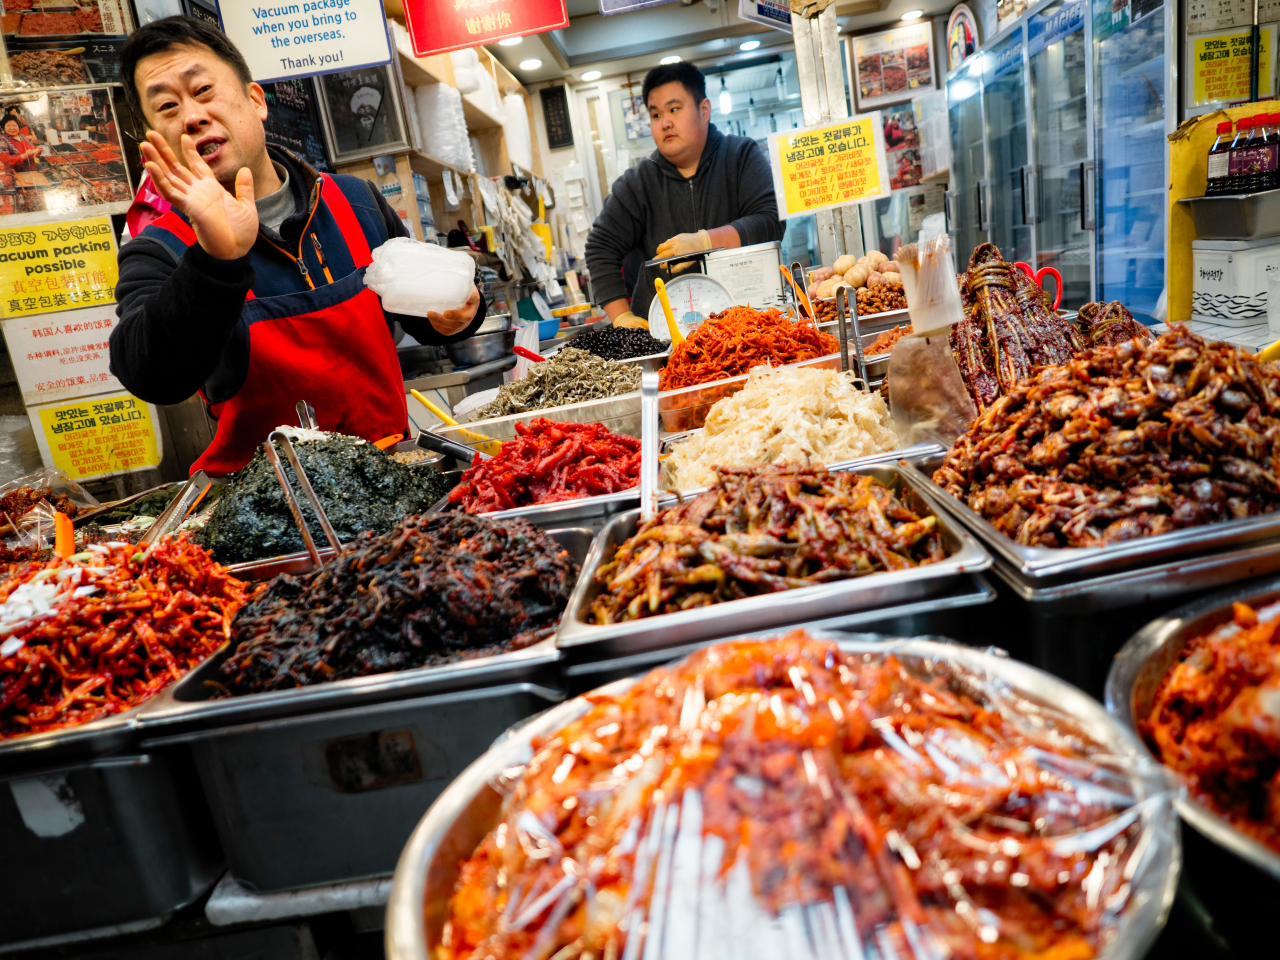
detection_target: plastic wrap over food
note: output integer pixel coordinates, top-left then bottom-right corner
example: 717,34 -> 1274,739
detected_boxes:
364,238 -> 474,315
439,633 -> 1178,960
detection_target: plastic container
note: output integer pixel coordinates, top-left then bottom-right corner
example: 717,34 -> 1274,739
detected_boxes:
363,238 -> 473,316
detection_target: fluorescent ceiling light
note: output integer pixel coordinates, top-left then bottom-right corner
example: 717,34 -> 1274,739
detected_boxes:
740,40 -> 760,51
660,55 -> 681,65
718,77 -> 732,114
901,9 -> 923,20
498,36 -> 522,46
581,70 -> 602,81
519,59 -> 543,70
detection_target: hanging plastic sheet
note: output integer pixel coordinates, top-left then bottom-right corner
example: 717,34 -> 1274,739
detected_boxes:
436,632 -> 1178,960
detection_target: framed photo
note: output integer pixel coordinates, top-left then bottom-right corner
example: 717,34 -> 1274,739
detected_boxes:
847,20 -> 937,112
315,64 -> 410,165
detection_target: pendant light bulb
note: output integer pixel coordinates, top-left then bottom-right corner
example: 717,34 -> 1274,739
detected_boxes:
748,95 -> 757,124
769,113 -> 777,132
719,77 -> 732,114
775,67 -> 786,102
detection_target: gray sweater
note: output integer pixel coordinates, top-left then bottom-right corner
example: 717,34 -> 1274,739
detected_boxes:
585,124 -> 785,320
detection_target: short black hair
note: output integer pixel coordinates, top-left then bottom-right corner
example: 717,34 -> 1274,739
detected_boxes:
1,117 -> 18,131
121,16 -> 253,123
642,61 -> 707,110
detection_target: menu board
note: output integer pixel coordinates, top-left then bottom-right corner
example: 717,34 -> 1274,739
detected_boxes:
766,114 -> 891,219
0,89 -> 130,222
850,22 -> 937,111
262,78 -> 331,173
2,1 -> 131,88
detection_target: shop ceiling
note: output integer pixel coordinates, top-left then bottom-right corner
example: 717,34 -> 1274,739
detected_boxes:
488,0 -> 957,86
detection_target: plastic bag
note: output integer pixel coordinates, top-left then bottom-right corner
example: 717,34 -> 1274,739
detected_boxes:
363,238 -> 473,316
503,93 -> 533,172
436,632 -> 1179,960
897,233 -> 964,336
416,83 -> 473,171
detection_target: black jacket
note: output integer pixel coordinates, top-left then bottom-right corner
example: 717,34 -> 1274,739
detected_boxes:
110,146 -> 484,407
584,124 -> 784,320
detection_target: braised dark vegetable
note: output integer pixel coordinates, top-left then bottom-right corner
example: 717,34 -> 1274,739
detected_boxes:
195,432 -> 450,565
218,514 -> 578,695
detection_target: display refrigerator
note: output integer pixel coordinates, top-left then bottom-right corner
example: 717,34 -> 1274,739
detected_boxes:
943,0 -> 1170,319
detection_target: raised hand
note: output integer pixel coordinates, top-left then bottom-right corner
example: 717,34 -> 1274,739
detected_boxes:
140,130 -> 258,260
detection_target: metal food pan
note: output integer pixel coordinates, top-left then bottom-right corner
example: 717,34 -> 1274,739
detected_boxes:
146,682 -> 564,894
556,462 -> 991,661
901,450 -> 1280,581
0,750 -> 223,949
440,488 -> 638,532
1107,579 -> 1280,952
560,574 -> 996,694
386,634 -> 1178,960
658,352 -> 844,433
135,527 -> 596,735
1177,189 -> 1280,241
813,303 -> 910,333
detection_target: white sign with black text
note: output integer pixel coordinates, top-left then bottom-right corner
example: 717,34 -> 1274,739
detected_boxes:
216,0 -> 392,85
738,0 -> 791,32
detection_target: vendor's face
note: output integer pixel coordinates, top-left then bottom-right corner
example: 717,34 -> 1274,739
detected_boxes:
135,42 -> 269,189
648,82 -> 710,166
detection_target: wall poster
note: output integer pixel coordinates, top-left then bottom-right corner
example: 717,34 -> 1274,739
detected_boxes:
849,21 -> 937,111
315,64 -> 411,164
882,105 -> 922,189
946,4 -> 982,71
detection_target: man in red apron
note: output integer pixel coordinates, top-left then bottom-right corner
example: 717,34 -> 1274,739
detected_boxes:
110,17 -> 485,475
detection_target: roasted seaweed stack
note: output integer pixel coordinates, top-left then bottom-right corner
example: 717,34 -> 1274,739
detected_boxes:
218,514 -> 577,694
196,431 -> 452,564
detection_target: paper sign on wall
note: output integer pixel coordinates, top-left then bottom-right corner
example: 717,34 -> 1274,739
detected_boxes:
766,114 -> 891,219
1,305 -> 120,406
217,0 -> 392,84
0,218 -> 117,319
29,392 -> 162,481
738,0 -> 791,31
1191,26 -> 1276,105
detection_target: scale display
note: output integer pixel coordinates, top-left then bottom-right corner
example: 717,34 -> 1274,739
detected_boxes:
647,273 -> 735,341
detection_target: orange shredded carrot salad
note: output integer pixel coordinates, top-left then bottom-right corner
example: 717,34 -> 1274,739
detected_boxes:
658,307 -> 840,390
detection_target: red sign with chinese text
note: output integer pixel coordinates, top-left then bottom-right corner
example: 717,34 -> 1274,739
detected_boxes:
402,0 -> 569,58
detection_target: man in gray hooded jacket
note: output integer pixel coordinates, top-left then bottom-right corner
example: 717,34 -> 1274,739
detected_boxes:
585,61 -> 785,327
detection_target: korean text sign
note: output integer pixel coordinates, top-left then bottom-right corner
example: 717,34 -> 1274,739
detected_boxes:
402,0 -> 568,58
1192,26 -> 1275,105
766,114 -> 890,219
0,218 -> 117,319
218,0 -> 392,84
30,392 -> 162,481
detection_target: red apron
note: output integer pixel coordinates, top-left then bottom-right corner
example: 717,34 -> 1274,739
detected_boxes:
154,176 -> 408,476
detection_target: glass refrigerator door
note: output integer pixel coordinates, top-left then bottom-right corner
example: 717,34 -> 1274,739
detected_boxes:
1092,4 -> 1165,321
1028,0 -> 1092,310
946,59 -> 987,260
982,28 -> 1032,265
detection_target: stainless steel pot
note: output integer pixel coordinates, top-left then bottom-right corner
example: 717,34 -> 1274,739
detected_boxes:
444,328 -> 516,367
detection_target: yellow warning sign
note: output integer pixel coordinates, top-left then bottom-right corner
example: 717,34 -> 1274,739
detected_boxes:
1192,27 -> 1275,106
0,217 -> 117,318
31,392 -> 161,480
767,114 -> 891,219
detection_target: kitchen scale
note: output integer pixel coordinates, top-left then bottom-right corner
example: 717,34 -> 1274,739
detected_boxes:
646,272 -> 734,341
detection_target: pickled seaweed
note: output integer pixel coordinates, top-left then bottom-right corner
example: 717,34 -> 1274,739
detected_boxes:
195,431 -> 451,564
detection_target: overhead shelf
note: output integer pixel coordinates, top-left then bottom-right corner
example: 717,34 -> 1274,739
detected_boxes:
463,93 -> 505,131
398,50 -> 449,87
407,150 -> 470,183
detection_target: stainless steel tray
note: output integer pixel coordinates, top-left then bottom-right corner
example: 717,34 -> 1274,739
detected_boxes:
901,450 -> 1280,581
814,303 -> 910,333
439,488 -> 638,531
556,462 -> 991,660
386,634 -> 1178,960
1177,189 -> 1280,240
1106,579 -> 1280,883
135,527 -> 596,734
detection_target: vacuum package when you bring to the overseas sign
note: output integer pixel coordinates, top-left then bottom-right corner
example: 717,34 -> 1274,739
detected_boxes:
766,113 -> 890,218
218,0 -> 392,84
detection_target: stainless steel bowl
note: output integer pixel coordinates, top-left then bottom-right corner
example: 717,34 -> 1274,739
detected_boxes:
1107,580 -> 1280,952
388,634 -> 1179,960
476,313 -> 512,334
445,328 -> 516,367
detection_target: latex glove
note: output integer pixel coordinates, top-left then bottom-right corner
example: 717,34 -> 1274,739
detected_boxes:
655,229 -> 712,261
613,311 -> 649,329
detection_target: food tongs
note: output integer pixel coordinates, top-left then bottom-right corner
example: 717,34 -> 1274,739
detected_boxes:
264,429 -> 343,569
835,286 -> 868,388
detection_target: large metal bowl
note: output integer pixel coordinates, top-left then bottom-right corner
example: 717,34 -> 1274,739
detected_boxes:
387,634 -> 1180,960
445,328 -> 516,367
1107,579 -> 1280,951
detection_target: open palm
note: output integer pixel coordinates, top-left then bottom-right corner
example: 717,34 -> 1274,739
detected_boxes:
141,131 -> 258,260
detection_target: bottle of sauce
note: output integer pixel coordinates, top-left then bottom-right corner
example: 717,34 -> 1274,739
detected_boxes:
1227,116 -> 1253,193
1247,114 -> 1277,192
1207,120 -> 1234,195
1267,113 -> 1280,191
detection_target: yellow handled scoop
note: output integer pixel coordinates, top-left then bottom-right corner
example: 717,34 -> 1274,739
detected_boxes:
1257,337 -> 1280,363
410,389 -> 503,457
653,278 -> 685,345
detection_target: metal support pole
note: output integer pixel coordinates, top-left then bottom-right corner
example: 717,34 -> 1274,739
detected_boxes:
792,6 -> 864,266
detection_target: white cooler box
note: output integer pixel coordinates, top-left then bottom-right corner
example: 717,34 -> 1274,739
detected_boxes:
1192,235 -> 1280,326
